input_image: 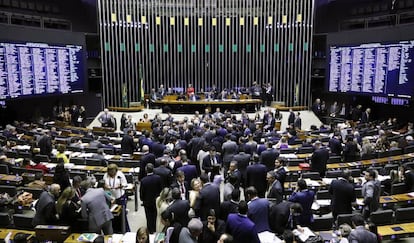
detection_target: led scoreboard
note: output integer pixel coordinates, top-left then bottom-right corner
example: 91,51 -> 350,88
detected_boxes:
328,40 -> 414,98
0,41 -> 85,99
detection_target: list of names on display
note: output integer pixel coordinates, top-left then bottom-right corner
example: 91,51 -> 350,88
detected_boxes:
0,42 -> 83,99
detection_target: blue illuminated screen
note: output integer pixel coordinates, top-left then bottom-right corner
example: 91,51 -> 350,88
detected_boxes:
0,41 -> 85,99
328,40 -> 414,98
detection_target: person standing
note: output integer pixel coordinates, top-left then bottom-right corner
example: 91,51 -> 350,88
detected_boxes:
32,184 -> 61,226
225,201 -> 260,243
348,214 -> 378,243
121,129 -> 136,155
362,170 -> 381,219
288,179 -> 315,226
140,163 -> 163,234
81,180 -> 114,234
98,108 -> 115,128
329,170 -> 356,220
245,186 -> 270,233
104,163 -> 129,232
310,141 -> 329,178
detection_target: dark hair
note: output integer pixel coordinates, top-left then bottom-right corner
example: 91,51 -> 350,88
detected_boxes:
351,214 -> 365,226
171,187 -> 181,200
238,200 -> 248,215
282,230 -> 294,243
231,188 -> 240,201
245,186 -> 258,198
297,179 -> 307,190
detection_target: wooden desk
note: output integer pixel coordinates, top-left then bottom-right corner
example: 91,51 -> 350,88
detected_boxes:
154,99 -> 262,113
0,228 -> 34,240
286,153 -> 414,172
378,222 -> 414,239
0,174 -> 23,186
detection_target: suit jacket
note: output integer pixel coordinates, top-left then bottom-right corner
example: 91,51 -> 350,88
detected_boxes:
202,154 -> 222,173
226,213 -> 260,243
311,147 -> 329,177
269,201 -> 292,234
288,189 -> 315,226
38,135 -> 52,156
222,140 -> 238,165
361,111 -> 370,123
329,178 -> 356,217
177,164 -> 198,185
288,112 -> 295,126
188,136 -> 206,160
246,163 -> 267,196
200,219 -> 226,243
165,199 -> 191,226
140,173 -> 163,206
139,152 -> 156,179
120,134 -> 135,154
329,137 -> 343,156
153,166 -> 173,188
362,179 -> 381,213
195,183 -> 221,220
267,180 -> 283,204
343,141 -> 360,162
33,191 -> 58,226
170,180 -> 190,200
348,226 -> 378,243
233,152 -> 251,184
81,188 -> 113,231
294,117 -> 302,130
150,142 -> 166,158
219,200 -> 239,221
248,198 -> 270,232
274,166 -> 287,188
260,148 -> 280,172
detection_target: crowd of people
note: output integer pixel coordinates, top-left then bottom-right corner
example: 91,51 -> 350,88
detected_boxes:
2,97 -> 414,242
149,82 -> 274,107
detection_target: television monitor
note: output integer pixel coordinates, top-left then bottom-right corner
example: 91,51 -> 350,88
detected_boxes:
0,41 -> 85,99
327,40 -> 414,98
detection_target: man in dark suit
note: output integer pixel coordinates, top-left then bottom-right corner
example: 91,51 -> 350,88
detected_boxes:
153,158 -> 173,188
260,142 -> 279,172
288,109 -> 296,126
246,187 -> 270,233
140,163 -> 162,233
404,164 -> 414,191
310,141 -> 329,177
225,200 -> 260,243
221,134 -> 238,173
139,145 -> 156,180
348,214 -> 378,243
266,171 -> 283,204
294,112 -> 302,130
288,179 -> 315,226
220,189 -> 240,221
170,170 -> 189,200
33,183 -> 60,227
246,156 -> 267,198
202,146 -> 222,176
361,108 -> 371,124
165,188 -> 191,227
81,181 -> 114,234
195,173 -> 221,221
177,155 -> 198,185
38,131 -> 52,156
225,161 -> 242,189
274,158 -> 287,190
269,201 -> 302,235
120,129 -> 136,155
329,133 -> 343,156
187,130 -> 206,164
150,137 -> 166,158
329,170 -> 356,220
232,146 -> 251,187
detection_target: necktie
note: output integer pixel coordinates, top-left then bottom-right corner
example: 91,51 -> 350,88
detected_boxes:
180,182 -> 185,194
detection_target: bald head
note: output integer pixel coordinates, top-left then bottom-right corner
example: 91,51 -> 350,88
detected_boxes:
142,145 -> 149,152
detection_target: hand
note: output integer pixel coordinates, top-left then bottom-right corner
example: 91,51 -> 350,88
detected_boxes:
207,222 -> 215,232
